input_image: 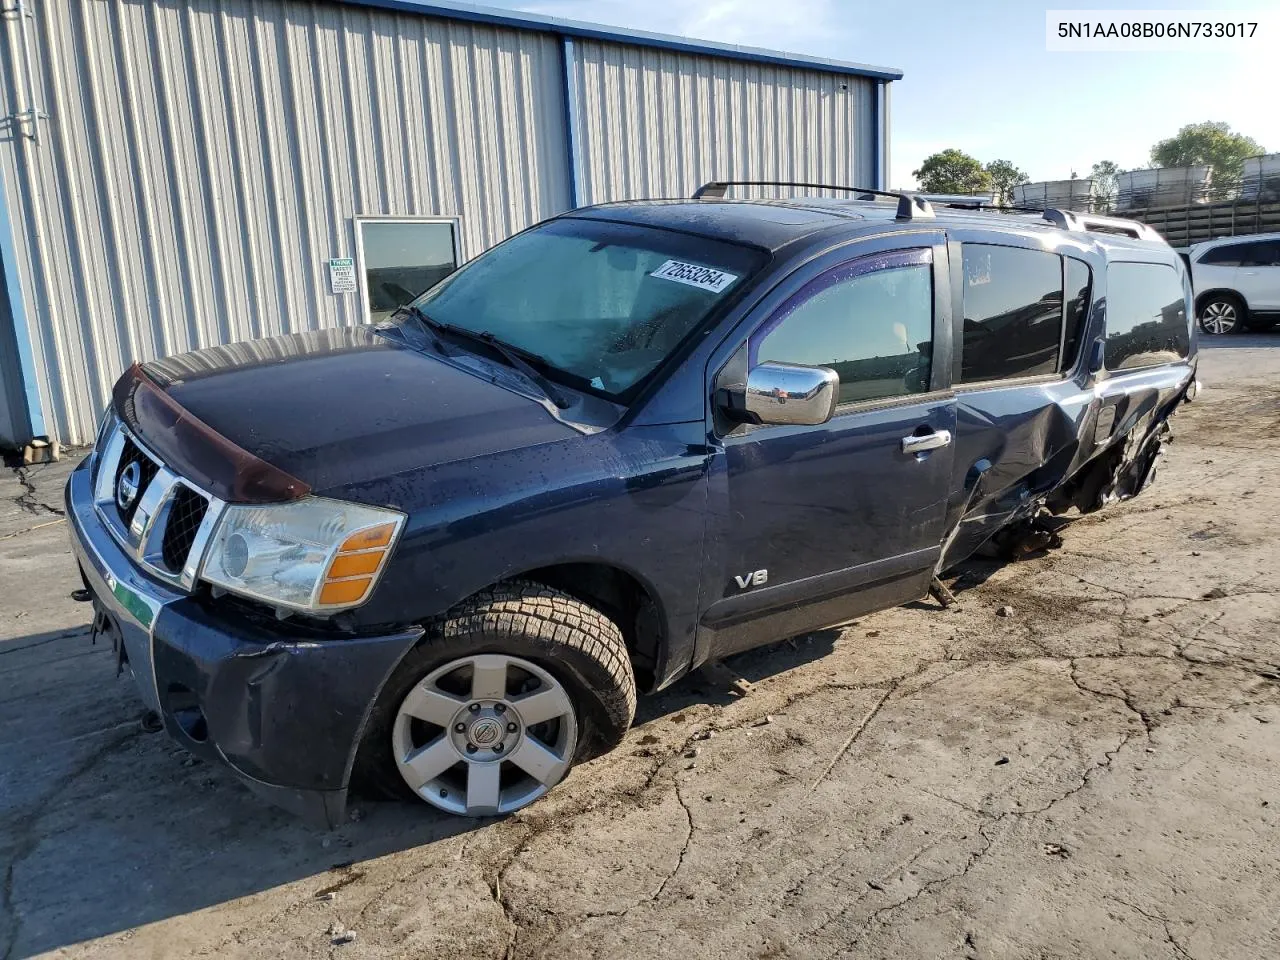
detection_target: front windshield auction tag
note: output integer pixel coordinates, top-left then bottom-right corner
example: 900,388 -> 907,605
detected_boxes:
649,259 -> 738,293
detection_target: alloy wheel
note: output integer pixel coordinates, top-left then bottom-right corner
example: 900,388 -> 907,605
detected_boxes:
1199,300 -> 1239,335
391,653 -> 577,816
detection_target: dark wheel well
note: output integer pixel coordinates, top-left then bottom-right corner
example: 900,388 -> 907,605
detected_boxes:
504,563 -> 664,692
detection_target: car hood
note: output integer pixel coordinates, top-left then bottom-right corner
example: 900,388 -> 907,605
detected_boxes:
141,326 -> 580,496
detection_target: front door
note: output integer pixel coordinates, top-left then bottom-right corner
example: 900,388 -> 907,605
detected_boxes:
700,242 -> 956,658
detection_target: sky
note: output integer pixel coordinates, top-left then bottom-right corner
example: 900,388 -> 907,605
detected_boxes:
487,0 -> 1279,189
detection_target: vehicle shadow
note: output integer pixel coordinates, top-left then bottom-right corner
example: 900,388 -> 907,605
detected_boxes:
0,619 -> 842,956
0,625 -> 484,957
633,628 -> 842,725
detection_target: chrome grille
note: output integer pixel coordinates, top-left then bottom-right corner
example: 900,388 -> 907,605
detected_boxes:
161,487 -> 209,573
92,419 -> 225,590
114,436 -> 159,527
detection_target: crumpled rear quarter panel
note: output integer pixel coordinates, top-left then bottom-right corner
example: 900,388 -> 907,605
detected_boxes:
941,363 -> 1193,569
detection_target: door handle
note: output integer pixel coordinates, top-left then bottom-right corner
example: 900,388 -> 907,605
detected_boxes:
901,429 -> 952,454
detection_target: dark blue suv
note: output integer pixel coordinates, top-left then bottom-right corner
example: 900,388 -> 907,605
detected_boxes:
65,185 -> 1195,824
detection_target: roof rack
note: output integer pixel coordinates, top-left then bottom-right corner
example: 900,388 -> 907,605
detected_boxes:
692,180 -> 935,221
916,201 -> 1166,242
1040,209 -> 1166,243
921,197 -> 1048,214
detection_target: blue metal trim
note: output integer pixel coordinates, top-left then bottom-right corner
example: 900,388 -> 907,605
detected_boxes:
0,166 -> 45,443
348,0 -> 903,81
875,81 -> 888,190
869,81 -> 881,191
560,35 -> 583,209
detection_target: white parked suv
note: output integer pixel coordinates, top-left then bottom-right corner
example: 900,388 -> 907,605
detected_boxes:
1187,232 -> 1280,335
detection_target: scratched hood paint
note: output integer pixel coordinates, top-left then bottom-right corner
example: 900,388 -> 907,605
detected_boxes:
143,327 -> 577,495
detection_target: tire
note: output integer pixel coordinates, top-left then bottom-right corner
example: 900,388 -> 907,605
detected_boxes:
358,580 -> 636,816
1197,293 -> 1247,335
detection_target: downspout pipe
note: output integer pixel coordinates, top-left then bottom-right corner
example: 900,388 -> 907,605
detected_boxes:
0,145 -> 46,447
559,35 -> 584,209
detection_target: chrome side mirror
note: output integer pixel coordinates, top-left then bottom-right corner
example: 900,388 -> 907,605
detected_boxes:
744,361 -> 839,426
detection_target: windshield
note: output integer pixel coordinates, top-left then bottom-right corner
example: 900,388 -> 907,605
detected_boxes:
404,218 -> 766,400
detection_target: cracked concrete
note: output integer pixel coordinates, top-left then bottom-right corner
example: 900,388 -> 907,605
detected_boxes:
3,338 -> 1280,959
3,457 -> 69,522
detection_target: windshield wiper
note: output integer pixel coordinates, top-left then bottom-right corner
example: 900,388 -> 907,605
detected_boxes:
468,331 -> 572,410
385,307 -> 572,410
387,303 -> 449,354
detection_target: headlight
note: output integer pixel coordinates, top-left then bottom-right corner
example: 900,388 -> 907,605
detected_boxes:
201,498 -> 406,614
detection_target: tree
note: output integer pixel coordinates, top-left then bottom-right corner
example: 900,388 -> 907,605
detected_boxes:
1090,160 -> 1120,212
984,159 -> 1029,206
1150,122 -> 1264,190
913,149 -> 991,195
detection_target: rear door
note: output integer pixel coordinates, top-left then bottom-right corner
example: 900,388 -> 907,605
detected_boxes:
1236,239 -> 1280,311
939,232 -> 1093,567
697,231 -> 957,659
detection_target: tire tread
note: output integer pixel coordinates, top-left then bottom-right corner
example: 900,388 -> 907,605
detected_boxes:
441,580 -> 637,724
356,580 -> 636,804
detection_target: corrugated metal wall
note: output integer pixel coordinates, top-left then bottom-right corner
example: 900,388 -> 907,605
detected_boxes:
568,38 -> 878,204
0,1 -> 884,447
0,0 -> 571,445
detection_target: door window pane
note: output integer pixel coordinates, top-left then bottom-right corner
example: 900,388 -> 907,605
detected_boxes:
1196,243 -> 1245,266
959,245 -> 1064,383
1105,262 -> 1189,370
1062,258 -> 1092,371
752,256 -> 933,405
1240,241 -> 1280,266
360,220 -> 458,322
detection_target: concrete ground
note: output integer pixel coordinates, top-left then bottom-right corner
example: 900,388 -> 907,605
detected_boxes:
3,337 -> 1279,960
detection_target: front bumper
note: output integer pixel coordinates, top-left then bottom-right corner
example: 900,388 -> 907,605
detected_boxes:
65,459 -> 424,827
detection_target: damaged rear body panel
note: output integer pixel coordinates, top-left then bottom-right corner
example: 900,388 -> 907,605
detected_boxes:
939,229 -> 1194,571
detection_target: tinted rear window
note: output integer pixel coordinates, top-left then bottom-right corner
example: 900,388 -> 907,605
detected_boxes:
1197,243 -> 1246,266
1062,258 -> 1092,372
1105,262 -> 1189,371
959,244 -> 1063,383
1240,241 -> 1280,266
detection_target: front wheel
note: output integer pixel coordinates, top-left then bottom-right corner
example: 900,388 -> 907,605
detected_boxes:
1197,295 -> 1246,335
365,581 -> 636,817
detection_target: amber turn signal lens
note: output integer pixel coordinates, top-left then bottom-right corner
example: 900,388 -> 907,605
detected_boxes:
327,551 -> 383,578
319,577 -> 373,606
340,523 -> 396,552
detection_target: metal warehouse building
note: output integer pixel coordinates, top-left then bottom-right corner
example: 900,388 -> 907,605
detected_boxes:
0,0 -> 899,448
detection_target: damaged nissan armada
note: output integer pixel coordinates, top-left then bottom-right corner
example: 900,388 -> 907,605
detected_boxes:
65,183 -> 1195,824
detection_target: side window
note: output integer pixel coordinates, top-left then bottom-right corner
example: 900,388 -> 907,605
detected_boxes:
751,251 -> 933,406
959,245 -> 1064,383
1062,258 -> 1092,372
1105,262 -> 1190,371
1240,241 -> 1280,267
1197,243 -> 1244,267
